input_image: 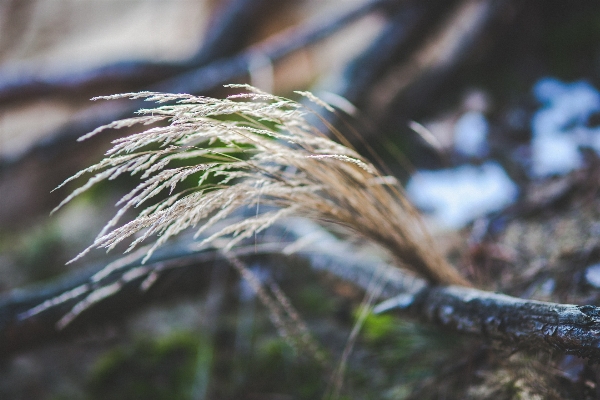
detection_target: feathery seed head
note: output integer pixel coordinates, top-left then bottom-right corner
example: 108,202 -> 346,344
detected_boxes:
57,85 -> 468,286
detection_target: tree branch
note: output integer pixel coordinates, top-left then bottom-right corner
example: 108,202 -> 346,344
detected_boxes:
377,285 -> 600,362
3,218 -> 600,364
0,0 -> 277,105
369,0 -> 507,121
326,0 -> 453,109
0,0 -> 401,169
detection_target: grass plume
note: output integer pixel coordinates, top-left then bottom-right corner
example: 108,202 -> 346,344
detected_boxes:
55,84 -> 468,286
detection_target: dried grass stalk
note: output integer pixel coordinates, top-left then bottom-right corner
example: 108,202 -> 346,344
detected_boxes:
55,84 -> 468,286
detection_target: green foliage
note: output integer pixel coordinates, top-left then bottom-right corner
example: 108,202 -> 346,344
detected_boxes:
15,224 -> 65,281
360,311 -> 419,354
361,310 -> 461,353
244,337 -> 325,399
87,332 -> 208,400
351,310 -> 469,397
296,283 -> 338,316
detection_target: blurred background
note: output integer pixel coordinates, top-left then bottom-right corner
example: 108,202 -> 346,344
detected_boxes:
2,0 -> 600,398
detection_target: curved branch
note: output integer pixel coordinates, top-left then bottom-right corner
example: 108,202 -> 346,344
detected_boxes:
0,0 -> 401,170
0,0 -> 277,105
3,219 -> 600,364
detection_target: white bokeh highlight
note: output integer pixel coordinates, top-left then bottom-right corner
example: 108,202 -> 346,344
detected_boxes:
406,162 -> 518,229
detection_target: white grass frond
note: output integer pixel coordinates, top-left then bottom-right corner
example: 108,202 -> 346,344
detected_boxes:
294,90 -> 335,112
58,86 -> 468,286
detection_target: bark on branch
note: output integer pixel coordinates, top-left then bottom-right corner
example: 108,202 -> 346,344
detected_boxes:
378,286 -> 600,362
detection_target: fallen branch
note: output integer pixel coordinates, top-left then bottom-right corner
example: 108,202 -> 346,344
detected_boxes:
3,218 -> 600,364
378,286 -> 600,362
